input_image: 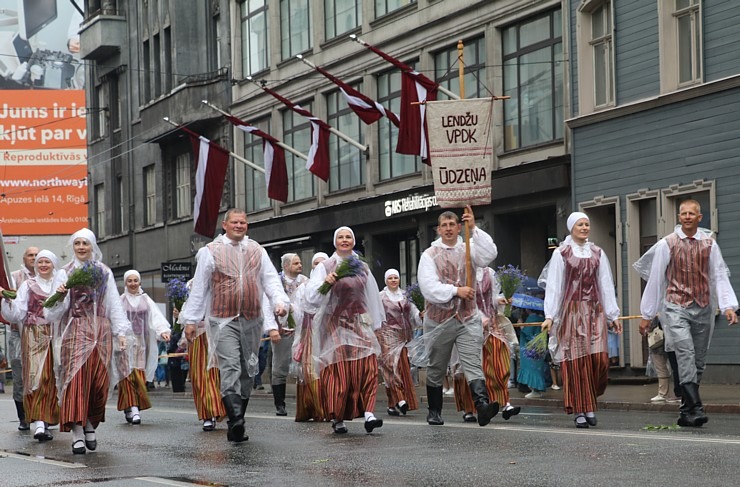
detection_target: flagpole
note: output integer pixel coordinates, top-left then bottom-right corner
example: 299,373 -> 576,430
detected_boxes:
200,100 -> 310,162
163,117 -> 265,174
349,34 -> 461,101
245,77 -> 369,153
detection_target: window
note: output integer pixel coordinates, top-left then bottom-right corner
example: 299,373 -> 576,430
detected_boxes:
93,81 -> 107,138
113,175 -> 124,234
377,70 -> 418,179
283,104 -> 316,202
503,9 -> 564,151
144,164 -> 157,226
325,0 -> 361,39
576,1 -> 614,113
109,75 -> 121,131
243,119 -> 271,212
375,0 -> 414,18
153,33 -> 161,97
327,89 -> 364,191
280,0 -> 310,59
241,0 -> 269,76
661,179 -> 715,235
208,13 -> 221,71
435,37 -> 486,99
94,183 -> 106,237
659,0 -> 702,92
174,153 -> 192,218
142,39 -> 151,102
164,27 -> 172,92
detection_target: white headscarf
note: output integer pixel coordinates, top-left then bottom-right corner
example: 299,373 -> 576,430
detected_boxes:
567,212 -> 589,232
34,249 -> 59,273
124,270 -> 143,296
333,226 -> 355,249
68,228 -> 103,263
384,268 -> 399,282
312,252 -> 329,267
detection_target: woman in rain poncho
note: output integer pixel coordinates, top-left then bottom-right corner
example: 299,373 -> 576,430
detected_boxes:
303,227 -> 385,434
117,270 -> 171,425
1,250 -> 61,442
46,228 -> 131,454
377,268 -> 420,417
540,213 -> 622,429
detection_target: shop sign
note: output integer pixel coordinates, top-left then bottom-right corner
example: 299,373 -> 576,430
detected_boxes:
384,193 -> 438,217
161,262 -> 192,283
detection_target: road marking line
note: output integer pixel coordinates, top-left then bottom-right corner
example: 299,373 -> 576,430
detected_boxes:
135,477 -> 229,486
0,450 -> 86,468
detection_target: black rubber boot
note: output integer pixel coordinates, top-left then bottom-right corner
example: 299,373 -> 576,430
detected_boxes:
15,400 -> 29,430
222,394 -> 248,442
426,385 -> 444,425
273,384 -> 287,416
679,382 -> 708,427
468,379 -> 499,426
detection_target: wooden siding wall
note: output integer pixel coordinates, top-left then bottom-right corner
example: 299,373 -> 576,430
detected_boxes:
614,1 -> 659,104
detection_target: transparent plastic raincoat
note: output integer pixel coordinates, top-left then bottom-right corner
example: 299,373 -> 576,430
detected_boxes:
539,237 -> 619,363
477,267 -> 518,350
378,286 -> 421,389
119,287 -> 171,382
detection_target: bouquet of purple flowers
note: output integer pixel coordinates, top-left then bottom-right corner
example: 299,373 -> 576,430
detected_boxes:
166,277 -> 189,311
523,329 -> 549,361
497,264 -> 526,317
43,261 -> 105,308
405,283 -> 425,312
318,255 -> 365,295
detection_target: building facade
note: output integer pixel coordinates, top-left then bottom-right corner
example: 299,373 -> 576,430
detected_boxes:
79,0 -> 232,299
229,0 -> 570,286
567,0 -> 740,380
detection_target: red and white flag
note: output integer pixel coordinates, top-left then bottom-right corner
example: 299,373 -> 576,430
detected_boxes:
225,115 -> 288,202
359,42 -> 439,163
260,86 -> 331,182
310,63 -> 400,127
187,132 -> 230,238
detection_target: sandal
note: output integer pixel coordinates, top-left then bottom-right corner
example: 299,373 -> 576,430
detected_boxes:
574,414 -> 589,429
387,407 -> 400,416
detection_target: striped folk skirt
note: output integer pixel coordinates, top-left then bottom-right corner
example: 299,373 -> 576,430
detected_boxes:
453,375 -> 475,413
482,335 -> 510,406
561,352 -> 609,414
22,325 -> 58,425
117,369 -> 152,411
320,355 -> 378,421
383,347 -> 419,411
189,333 -> 226,421
295,322 -> 324,422
59,347 -> 110,432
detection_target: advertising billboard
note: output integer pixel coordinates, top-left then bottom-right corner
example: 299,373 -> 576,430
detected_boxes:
0,1 -> 87,235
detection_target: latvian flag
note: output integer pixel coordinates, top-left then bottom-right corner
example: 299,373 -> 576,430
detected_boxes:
311,63 -> 400,127
188,133 -> 230,238
360,42 -> 439,164
260,86 -> 331,182
225,115 -> 288,202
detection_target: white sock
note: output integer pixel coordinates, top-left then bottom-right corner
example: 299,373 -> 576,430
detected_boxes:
364,412 -> 376,421
504,403 -> 513,410
398,400 -> 407,408
35,422 -> 45,434
585,411 -> 595,418
71,423 -> 84,443
131,406 -> 140,415
84,419 -> 96,439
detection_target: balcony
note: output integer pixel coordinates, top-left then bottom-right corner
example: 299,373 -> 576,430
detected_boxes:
79,10 -> 126,61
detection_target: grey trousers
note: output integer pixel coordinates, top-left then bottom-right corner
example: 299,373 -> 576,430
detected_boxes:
215,316 -> 262,399
9,329 -> 23,402
270,333 -> 294,385
424,315 -> 484,387
662,302 -> 712,384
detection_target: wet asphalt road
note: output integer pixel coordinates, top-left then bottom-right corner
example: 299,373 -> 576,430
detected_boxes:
2,392 -> 740,487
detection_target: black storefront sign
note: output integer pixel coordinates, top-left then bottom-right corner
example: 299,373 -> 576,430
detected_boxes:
161,262 -> 192,283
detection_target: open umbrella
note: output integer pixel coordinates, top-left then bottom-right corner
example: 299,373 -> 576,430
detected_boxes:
511,293 -> 544,311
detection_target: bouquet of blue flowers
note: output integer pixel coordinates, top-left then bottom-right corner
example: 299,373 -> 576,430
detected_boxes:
497,264 -> 526,317
43,261 -> 105,308
318,255 -> 365,295
405,283 -> 425,312
166,277 -> 189,311
523,329 -> 549,361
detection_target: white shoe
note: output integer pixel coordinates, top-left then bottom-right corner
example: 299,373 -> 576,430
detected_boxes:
650,394 -> 667,403
507,381 -> 516,389
665,396 -> 681,404
551,384 -> 561,390
444,388 -> 455,396
525,391 -> 544,399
